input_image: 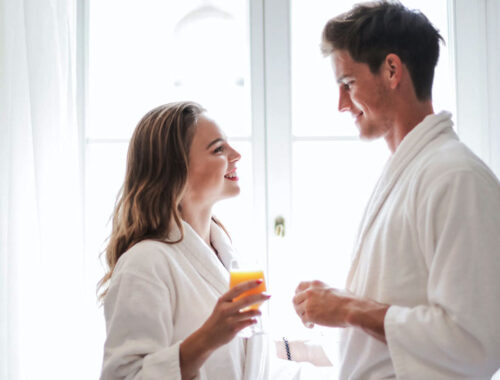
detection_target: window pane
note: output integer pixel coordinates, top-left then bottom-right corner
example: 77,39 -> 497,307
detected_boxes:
291,0 -> 454,137
292,140 -> 388,284
88,0 -> 251,139
291,0 -> 359,137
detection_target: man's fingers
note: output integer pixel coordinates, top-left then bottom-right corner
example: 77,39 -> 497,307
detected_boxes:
295,281 -> 312,294
296,304 -> 313,327
293,290 -> 308,306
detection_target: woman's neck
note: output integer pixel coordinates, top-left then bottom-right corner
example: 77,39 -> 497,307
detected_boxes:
180,203 -> 213,249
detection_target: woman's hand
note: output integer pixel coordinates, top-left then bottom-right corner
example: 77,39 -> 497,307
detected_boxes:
200,279 -> 270,346
180,280 -> 270,379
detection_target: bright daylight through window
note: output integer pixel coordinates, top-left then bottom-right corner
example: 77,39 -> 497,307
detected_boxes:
85,0 -> 454,377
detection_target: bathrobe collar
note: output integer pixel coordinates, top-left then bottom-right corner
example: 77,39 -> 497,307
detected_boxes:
347,111 -> 455,286
172,220 -> 269,379
171,219 -> 235,296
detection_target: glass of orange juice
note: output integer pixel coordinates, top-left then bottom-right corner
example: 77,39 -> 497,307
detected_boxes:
229,269 -> 267,337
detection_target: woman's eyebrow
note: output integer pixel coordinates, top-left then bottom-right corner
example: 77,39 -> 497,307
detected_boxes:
206,138 -> 225,149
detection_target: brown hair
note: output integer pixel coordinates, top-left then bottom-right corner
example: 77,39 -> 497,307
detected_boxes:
97,101 -> 204,300
321,1 -> 443,101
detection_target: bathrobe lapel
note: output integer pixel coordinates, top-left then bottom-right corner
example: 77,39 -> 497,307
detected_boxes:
178,221 -> 232,296
180,220 -> 270,379
346,112 -> 454,287
208,222 -> 270,380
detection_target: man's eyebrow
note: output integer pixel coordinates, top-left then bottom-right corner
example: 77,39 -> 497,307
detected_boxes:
336,74 -> 351,84
206,138 -> 225,149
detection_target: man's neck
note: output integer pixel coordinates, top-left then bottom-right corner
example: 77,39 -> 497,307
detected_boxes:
384,100 -> 434,153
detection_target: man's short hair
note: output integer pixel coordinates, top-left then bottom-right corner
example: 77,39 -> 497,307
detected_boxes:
322,0 -> 444,101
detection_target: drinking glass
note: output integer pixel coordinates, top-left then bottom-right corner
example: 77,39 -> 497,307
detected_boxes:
229,269 -> 267,337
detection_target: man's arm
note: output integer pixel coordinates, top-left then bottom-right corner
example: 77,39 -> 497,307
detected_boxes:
292,281 -> 389,343
292,168 -> 500,377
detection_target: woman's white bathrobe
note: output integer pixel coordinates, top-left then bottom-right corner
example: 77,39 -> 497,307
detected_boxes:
100,221 -> 269,380
101,220 -> 334,380
339,112 -> 500,379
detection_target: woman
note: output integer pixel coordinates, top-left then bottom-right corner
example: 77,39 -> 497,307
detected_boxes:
98,102 -> 333,380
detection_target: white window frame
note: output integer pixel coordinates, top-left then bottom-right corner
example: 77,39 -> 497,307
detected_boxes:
451,0 -> 500,176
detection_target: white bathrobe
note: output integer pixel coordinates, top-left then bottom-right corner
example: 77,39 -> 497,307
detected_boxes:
100,221 -> 269,380
100,220 -> 335,380
339,111 -> 500,379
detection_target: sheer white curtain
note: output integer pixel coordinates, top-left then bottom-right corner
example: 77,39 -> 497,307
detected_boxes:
0,0 -> 86,379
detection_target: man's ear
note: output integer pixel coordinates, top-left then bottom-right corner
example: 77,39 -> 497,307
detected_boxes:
383,53 -> 403,89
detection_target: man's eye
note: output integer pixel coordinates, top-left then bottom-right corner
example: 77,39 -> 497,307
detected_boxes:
343,82 -> 352,91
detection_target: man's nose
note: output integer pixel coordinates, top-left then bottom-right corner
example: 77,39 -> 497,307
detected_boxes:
338,88 -> 351,112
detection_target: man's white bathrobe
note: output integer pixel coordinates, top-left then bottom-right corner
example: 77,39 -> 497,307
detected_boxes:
339,112 -> 500,379
101,220 -> 334,380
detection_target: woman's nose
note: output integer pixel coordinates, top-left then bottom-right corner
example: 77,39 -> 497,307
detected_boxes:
229,146 -> 241,162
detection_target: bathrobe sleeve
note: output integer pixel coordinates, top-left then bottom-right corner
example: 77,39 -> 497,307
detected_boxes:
385,168 -> 500,378
101,264 -> 189,380
268,334 -> 337,379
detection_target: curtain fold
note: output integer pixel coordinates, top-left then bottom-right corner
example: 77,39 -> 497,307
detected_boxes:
0,0 -> 85,379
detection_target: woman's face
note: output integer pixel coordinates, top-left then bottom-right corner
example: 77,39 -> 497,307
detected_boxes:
183,115 -> 241,207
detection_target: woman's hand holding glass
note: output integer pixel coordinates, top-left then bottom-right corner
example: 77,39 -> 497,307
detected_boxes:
180,280 -> 270,378
202,279 -> 270,346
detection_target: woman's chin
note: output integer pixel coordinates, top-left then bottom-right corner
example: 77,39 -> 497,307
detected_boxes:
222,186 -> 241,199
229,186 -> 241,197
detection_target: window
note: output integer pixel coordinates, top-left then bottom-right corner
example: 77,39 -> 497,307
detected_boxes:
84,0 -> 456,375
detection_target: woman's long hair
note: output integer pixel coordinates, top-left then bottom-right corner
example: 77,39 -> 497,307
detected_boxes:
97,101 -> 204,300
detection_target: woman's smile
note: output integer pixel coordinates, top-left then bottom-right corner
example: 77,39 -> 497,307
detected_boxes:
224,168 -> 239,181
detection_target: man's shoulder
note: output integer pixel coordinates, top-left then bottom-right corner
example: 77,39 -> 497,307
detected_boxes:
404,132 -> 500,201
415,133 -> 492,180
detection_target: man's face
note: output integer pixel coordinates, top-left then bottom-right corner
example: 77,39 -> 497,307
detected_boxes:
332,49 -> 392,140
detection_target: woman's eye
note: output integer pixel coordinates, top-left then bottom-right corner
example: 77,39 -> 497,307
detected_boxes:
214,145 -> 224,153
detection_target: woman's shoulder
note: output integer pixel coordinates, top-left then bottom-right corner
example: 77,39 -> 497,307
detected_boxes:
114,239 -> 178,280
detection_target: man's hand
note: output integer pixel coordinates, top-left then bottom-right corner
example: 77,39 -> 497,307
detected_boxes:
292,280 -> 352,328
292,280 -> 389,343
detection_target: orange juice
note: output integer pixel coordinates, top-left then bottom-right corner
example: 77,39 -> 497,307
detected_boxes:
229,270 -> 266,310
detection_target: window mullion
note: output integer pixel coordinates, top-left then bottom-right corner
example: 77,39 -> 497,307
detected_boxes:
248,0 -> 268,267
262,0 -> 293,285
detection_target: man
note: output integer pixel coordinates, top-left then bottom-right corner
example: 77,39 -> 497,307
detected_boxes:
293,1 -> 500,379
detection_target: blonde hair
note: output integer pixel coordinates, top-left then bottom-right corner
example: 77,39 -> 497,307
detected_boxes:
97,101 -> 204,300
